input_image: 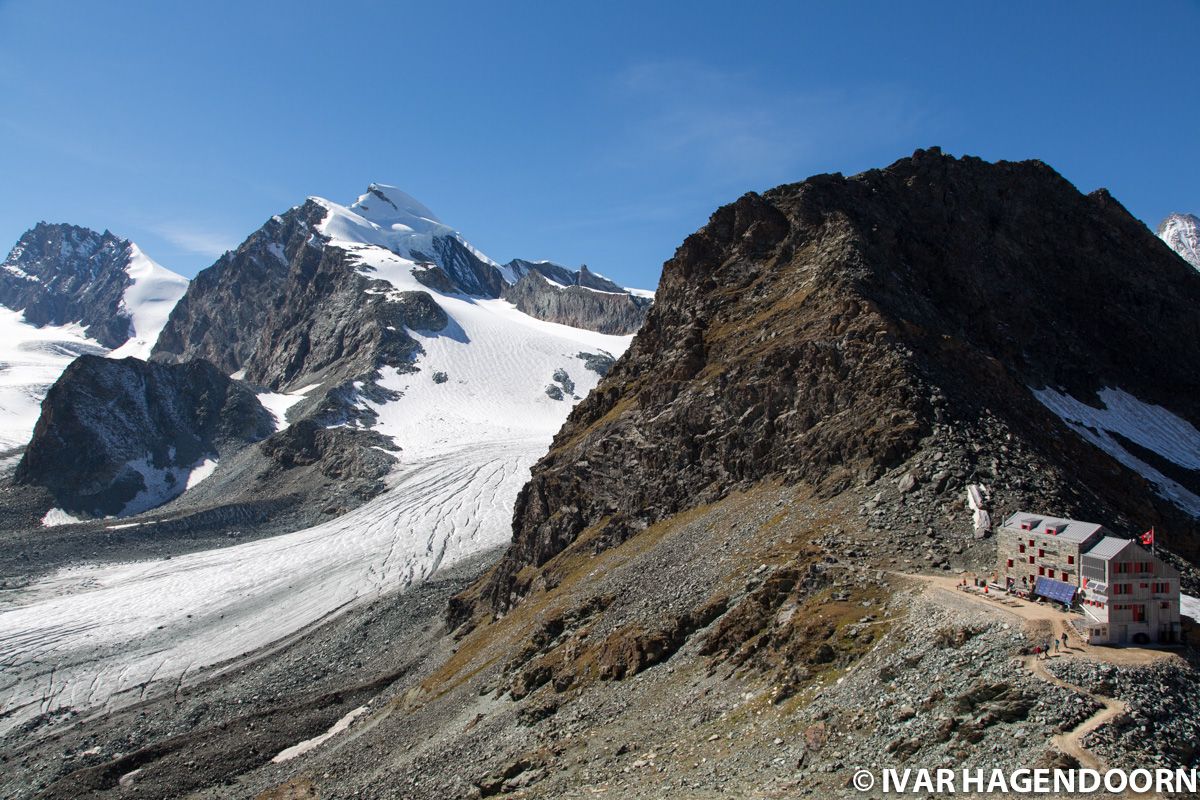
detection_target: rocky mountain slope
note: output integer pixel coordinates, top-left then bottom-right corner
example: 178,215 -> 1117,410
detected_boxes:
0,223 -> 188,353
1159,212 -> 1200,270
502,268 -> 651,335
459,148 -> 1200,624
0,224 -> 188,450
14,356 -> 273,518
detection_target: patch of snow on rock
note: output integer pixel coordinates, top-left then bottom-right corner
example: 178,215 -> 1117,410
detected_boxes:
1033,386 -> 1200,517
41,508 -> 83,527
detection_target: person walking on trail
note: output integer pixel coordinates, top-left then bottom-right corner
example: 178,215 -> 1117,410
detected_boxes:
1043,640 -> 1052,659
1053,638 -> 1060,654
1061,631 -> 1069,650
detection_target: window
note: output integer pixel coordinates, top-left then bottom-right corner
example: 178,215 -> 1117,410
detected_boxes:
1162,602 -> 1170,609
1038,566 -> 1045,576
1132,605 -> 1146,622
1007,559 -> 1014,568
1061,571 -> 1069,581
1029,555 -> 1035,564
1029,538 -> 1035,547
1038,549 -> 1045,557
1067,555 -> 1074,565
1153,582 -> 1171,594
1113,584 -> 1132,595
1140,583 -> 1148,589
1019,544 -> 1026,553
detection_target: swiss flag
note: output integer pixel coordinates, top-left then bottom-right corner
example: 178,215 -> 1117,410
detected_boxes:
1141,528 -> 1155,546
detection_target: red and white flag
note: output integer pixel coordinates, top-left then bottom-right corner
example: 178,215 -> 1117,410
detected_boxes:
1141,527 -> 1155,546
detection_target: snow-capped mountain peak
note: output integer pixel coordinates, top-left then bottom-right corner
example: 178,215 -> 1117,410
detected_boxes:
1157,212 -> 1200,270
312,184 -> 500,270
349,183 -> 445,228
109,243 -> 190,359
0,223 -> 188,448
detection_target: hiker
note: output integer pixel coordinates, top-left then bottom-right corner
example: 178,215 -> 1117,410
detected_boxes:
1053,638 -> 1060,654
1033,644 -> 1041,658
1061,631 -> 1069,650
1043,640 -> 1051,659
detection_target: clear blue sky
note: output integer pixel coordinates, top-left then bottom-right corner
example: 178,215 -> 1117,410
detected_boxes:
1,1 -> 1196,289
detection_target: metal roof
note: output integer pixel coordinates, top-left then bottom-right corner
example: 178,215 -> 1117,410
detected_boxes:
1083,536 -> 1135,561
1002,511 -> 1105,544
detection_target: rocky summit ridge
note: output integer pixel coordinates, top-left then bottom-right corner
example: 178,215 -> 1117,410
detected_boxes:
460,146 -> 1200,623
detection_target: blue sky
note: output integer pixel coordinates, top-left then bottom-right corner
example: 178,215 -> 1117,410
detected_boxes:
0,1 -> 1196,289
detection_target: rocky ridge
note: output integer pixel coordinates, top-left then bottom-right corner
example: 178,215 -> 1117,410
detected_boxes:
503,270 -> 650,335
459,148 -> 1200,624
14,356 -> 274,517
0,223 -> 179,349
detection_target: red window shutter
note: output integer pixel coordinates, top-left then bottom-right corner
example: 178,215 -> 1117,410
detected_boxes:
1007,559 -> 1013,568
1067,555 -> 1074,565
1019,544 -> 1026,553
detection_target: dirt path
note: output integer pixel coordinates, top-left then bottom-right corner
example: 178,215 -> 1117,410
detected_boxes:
1026,653 -> 1126,771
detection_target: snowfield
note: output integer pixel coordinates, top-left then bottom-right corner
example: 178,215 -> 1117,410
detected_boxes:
0,189 -> 634,732
1033,386 -> 1200,517
105,245 -> 189,360
0,308 -> 107,451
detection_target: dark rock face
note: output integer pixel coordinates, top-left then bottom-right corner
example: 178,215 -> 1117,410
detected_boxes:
429,236 -> 507,298
153,202 -> 454,392
14,356 -> 274,516
0,223 -> 137,348
152,202 -> 325,375
575,351 -> 616,376
506,260 -> 627,294
256,420 -> 398,501
458,148 -> 1200,620
239,247 -> 423,391
502,271 -> 650,335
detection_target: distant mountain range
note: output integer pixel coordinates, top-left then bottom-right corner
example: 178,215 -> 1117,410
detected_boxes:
0,184 -> 650,537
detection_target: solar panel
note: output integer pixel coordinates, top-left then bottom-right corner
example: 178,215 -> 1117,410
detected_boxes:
1034,577 -> 1076,605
